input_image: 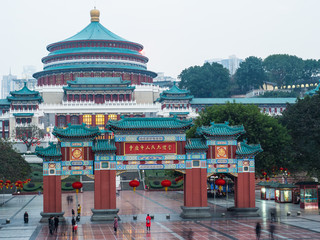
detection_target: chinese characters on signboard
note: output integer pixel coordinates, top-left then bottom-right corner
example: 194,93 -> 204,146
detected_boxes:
125,142 -> 176,155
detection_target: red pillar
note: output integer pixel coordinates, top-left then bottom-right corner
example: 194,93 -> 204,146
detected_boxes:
235,172 -> 256,208
184,168 -> 207,207
43,175 -> 62,213
94,170 -> 117,209
66,115 -> 71,124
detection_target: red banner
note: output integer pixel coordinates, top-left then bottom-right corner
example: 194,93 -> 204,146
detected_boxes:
125,142 -> 176,155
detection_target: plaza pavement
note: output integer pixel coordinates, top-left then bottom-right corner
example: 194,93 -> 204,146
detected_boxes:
0,191 -> 320,239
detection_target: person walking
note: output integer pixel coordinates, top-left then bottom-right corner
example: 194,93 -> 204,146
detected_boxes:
255,222 -> 261,240
146,214 -> 151,232
113,216 -> 118,233
48,216 -> 54,235
72,209 -> 75,217
269,222 -> 275,240
72,217 -> 76,233
24,211 -> 29,223
54,216 -> 59,233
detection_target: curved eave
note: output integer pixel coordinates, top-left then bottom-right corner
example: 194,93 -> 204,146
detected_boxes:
159,96 -> 194,101
42,51 -> 149,64
109,126 -> 192,131
63,87 -> 135,91
36,153 -> 62,158
47,39 -> 143,52
7,96 -> 43,102
33,67 -> 157,79
53,133 -> 100,139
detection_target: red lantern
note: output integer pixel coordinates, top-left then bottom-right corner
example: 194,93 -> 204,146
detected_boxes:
279,167 -> 284,171
260,177 -> 263,180
72,181 -> 83,193
0,180 -> 3,184
262,172 -> 267,176
161,180 -> 172,192
288,172 -> 291,176
215,179 -> 226,191
284,168 -> 288,171
129,180 -> 140,192
266,177 -> 270,182
5,180 -> 11,184
255,177 -> 258,180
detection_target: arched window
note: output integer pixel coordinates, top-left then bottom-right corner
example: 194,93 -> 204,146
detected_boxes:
112,94 -> 118,101
70,115 -> 79,125
106,95 -> 111,101
88,94 -> 93,101
83,114 -> 92,125
57,115 -> 66,127
81,94 -> 86,101
119,94 -> 124,101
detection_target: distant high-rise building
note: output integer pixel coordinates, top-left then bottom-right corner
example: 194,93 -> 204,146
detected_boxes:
153,72 -> 176,88
205,55 -> 243,75
1,73 -> 17,98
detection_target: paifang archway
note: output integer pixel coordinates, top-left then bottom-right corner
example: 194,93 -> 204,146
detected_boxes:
36,117 -> 262,221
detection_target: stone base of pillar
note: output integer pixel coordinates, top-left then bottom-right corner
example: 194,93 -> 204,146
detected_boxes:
91,208 -> 119,221
227,207 -> 259,217
40,212 -> 65,223
180,206 -> 211,219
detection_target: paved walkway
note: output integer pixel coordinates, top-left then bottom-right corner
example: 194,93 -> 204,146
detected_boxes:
0,191 -> 319,239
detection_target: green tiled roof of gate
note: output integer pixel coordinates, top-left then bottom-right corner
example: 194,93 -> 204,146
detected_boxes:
35,143 -> 62,157
92,139 -> 117,152
53,123 -> 100,138
305,81 -> 320,96
107,117 -> 193,130
185,138 -> 208,150
197,121 -> 245,137
13,113 -> 34,117
68,77 -> 131,85
236,140 -> 262,156
191,98 -> 297,105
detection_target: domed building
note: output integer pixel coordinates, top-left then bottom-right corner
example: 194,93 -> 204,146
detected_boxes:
0,9 -> 295,142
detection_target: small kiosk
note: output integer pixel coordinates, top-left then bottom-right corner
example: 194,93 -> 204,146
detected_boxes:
275,183 -> 296,203
295,182 -> 319,209
258,181 -> 277,200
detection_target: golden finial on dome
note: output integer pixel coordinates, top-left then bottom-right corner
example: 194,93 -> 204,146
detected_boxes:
90,7 -> 100,22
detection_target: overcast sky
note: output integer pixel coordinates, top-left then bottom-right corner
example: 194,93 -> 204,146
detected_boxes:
1,0 -> 320,79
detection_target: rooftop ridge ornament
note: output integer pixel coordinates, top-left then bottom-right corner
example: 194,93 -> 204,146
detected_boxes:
90,8 -> 100,22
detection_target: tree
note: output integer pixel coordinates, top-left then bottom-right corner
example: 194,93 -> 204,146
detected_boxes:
178,62 -> 230,98
302,59 -> 320,83
280,94 -> 320,177
235,56 -> 267,94
0,139 -> 31,181
14,125 -> 44,152
263,54 -> 304,86
188,103 -> 293,174
256,91 -> 299,98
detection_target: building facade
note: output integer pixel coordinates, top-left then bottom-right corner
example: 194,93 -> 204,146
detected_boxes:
0,9 -> 297,142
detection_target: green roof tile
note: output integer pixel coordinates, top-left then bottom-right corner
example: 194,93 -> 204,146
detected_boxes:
191,98 -> 297,105
9,83 -> 39,96
305,81 -> 320,96
92,139 -> 117,152
13,113 -> 34,117
163,85 -> 190,95
64,22 -> 129,42
69,77 -> 131,85
197,121 -> 245,137
185,138 -> 208,150
236,140 -> 263,156
158,85 -> 193,102
53,123 -> 100,138
35,143 -> 62,158
107,117 -> 193,130
0,99 -> 10,105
